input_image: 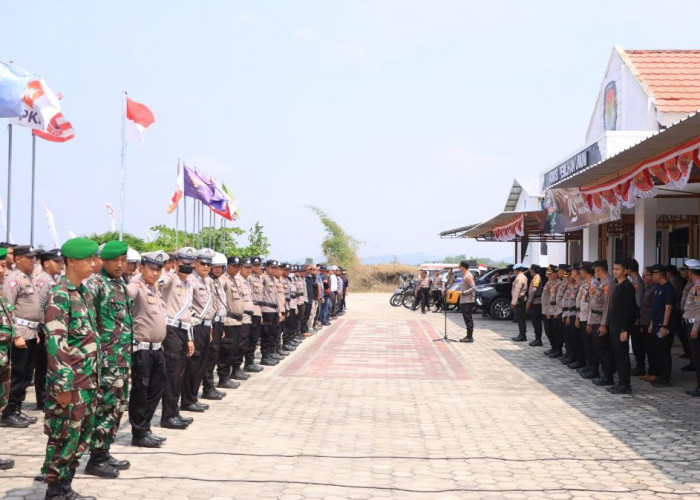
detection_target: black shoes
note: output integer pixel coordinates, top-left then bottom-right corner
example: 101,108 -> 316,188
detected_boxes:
630,366 -> 645,376
147,431 -> 167,443
260,358 -> 279,366
548,350 -> 563,358
0,412 -> 30,428
217,378 -> 241,389
233,370 -> 250,381
244,364 -> 264,373
543,349 -> 554,356
282,344 -> 297,351
459,336 -> 474,343
201,390 -> 224,400
46,480 -> 96,500
177,415 -> 194,425
568,361 -> 586,370
181,402 -> 209,412
512,335 -> 527,342
686,388 -> 700,397
0,458 -> 14,470
592,377 -> 614,386
581,370 -> 599,380
106,455 -> 130,470
160,416 -> 189,429
18,411 -> 37,424
607,384 -> 632,395
651,379 -> 672,387
681,364 -> 696,372
132,434 -> 163,448
85,457 -> 120,478
560,356 -> 572,365
529,339 -> 543,346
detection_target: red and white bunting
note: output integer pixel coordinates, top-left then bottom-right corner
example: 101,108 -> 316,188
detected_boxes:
492,214 -> 525,241
581,139 -> 699,213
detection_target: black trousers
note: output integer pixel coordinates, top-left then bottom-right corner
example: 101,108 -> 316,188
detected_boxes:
688,324 -> 700,389
630,324 -> 646,370
297,303 -> 307,334
217,325 -> 241,381
515,301 -> 526,337
34,331 -> 47,408
182,324 -> 211,407
642,325 -> 658,375
246,316 -> 262,366
543,316 -> 553,349
652,327 -> 674,382
678,320 -> 692,357
592,326 -> 614,380
529,304 -> 542,340
609,325 -> 631,386
3,338 -> 36,415
232,324 -> 250,373
283,310 -> 297,345
552,316 -> 563,353
162,326 -> 188,419
563,318 -> 576,357
414,288 -> 429,313
431,290 -> 443,311
275,316 -> 284,351
203,322 -> 224,393
261,313 -> 278,358
579,321 -> 593,367
459,302 -> 474,336
129,348 -> 166,438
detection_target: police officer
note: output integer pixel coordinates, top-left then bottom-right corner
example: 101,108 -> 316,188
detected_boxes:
283,264 -> 299,351
458,260 -> 476,343
232,257 -> 255,379
245,257 -> 265,371
273,263 -> 290,357
42,238 -> 100,500
127,251 -> 169,447
627,258 -> 647,376
561,265 -> 579,366
181,248 -> 216,412
511,264 -> 528,342
0,247 -> 16,470
573,262 -> 593,374
549,265 -> 569,358
35,249 -> 64,411
525,264 -> 544,346
85,240 -> 133,478
684,259 -> 700,396
160,247 -> 196,429
261,261 -> 283,364
1,245 -> 40,427
202,252 -> 228,400
413,270 -> 430,314
217,256 -> 246,385
590,260 -> 614,387
542,266 -> 558,355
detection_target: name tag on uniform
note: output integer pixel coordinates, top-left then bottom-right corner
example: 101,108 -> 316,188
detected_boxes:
147,296 -> 155,304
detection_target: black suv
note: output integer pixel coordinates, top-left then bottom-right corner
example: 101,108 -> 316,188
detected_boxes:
475,268 -> 515,320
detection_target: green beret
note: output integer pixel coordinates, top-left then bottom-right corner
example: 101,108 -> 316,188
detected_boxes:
100,240 -> 129,260
0,248 -> 6,260
61,238 -> 98,260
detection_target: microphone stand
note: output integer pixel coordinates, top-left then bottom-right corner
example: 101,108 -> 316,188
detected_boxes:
434,287 -> 456,343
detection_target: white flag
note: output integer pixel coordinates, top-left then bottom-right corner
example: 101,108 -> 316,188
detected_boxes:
0,196 -> 14,244
10,78 -> 61,131
106,202 -> 116,232
43,205 -> 60,247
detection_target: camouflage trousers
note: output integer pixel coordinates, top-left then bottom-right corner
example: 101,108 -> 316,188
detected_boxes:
42,388 -> 97,482
0,349 -> 9,412
90,366 -> 129,455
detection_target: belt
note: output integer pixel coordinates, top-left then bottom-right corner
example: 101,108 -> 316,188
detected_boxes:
166,318 -> 191,330
259,301 -> 278,309
244,310 -> 254,315
591,309 -> 602,315
192,317 -> 213,327
14,318 -> 39,329
550,301 -> 556,305
213,315 -> 223,323
576,308 -> 580,312
689,318 -> 696,324
227,312 -> 243,321
133,341 -> 162,351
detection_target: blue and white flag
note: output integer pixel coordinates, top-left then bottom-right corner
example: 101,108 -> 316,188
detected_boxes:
0,61 -> 34,118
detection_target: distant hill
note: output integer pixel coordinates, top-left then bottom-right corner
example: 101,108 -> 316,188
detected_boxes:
361,253 -> 515,266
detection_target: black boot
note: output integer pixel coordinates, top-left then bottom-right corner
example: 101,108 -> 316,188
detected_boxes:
0,457 -> 14,470
44,480 -> 67,499
64,479 -> 97,500
459,334 -> 474,343
529,338 -> 543,346
85,453 -> 119,478
106,454 -> 130,470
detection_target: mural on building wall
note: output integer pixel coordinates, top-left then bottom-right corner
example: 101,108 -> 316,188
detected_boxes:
604,81 -> 617,131
543,188 -> 620,233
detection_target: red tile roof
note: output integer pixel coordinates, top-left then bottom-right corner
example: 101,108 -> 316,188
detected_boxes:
624,50 -> 700,114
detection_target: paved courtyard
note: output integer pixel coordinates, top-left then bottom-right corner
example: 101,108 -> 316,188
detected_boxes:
2,293 -> 700,499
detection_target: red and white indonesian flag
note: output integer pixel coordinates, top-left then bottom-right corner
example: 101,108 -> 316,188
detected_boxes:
10,78 -> 75,142
125,97 -> 155,144
166,165 -> 184,214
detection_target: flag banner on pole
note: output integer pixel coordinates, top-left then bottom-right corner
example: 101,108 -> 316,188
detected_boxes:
167,164 -> 184,214
106,202 -> 116,231
125,97 -> 155,144
222,183 -> 241,221
0,61 -> 34,117
206,179 -> 233,221
9,75 -> 75,142
182,165 -> 227,211
33,113 -> 75,142
43,205 -> 61,247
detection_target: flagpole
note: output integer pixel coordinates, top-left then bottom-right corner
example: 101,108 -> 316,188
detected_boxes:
175,158 -> 180,249
119,91 -> 127,241
200,200 -> 204,248
6,124 -> 12,243
183,195 -> 187,247
29,134 -> 36,246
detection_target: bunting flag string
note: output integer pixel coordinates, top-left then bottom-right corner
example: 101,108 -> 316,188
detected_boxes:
492,214 -> 524,241
581,139 -> 699,213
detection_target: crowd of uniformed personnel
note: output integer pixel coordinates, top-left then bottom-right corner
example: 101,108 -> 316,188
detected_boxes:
0,238 -> 348,500
506,258 -> 700,395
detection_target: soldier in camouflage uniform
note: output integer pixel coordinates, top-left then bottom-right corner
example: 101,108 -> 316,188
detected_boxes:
42,237 -> 99,500
85,240 -> 133,478
0,247 -> 16,470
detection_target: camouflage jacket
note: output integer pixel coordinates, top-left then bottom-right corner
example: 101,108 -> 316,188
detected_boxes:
44,276 -> 99,394
0,295 -> 14,360
87,270 -> 134,370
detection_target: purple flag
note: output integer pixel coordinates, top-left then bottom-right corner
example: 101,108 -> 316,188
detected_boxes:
183,165 -> 227,211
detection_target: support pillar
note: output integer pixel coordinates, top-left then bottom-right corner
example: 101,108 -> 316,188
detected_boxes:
582,226 -> 599,261
634,197 -> 657,268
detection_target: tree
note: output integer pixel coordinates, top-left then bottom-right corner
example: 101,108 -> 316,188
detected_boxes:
307,206 -> 361,269
238,222 -> 271,258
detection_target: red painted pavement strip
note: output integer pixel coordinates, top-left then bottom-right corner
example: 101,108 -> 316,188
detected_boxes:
280,318 -> 469,380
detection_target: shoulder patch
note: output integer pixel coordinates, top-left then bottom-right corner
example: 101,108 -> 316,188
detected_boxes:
7,280 -> 17,289
603,285 -> 609,295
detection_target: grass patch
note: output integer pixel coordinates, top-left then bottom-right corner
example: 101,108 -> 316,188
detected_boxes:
348,264 -> 418,293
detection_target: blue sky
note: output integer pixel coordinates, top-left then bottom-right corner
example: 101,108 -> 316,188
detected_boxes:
2,1 -> 700,261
